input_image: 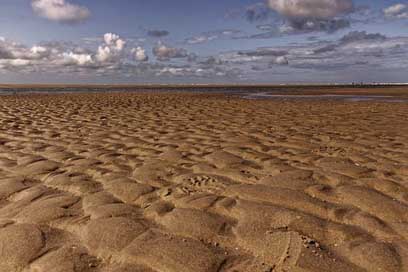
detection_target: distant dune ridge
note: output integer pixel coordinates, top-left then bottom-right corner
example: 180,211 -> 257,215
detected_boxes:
0,90 -> 407,271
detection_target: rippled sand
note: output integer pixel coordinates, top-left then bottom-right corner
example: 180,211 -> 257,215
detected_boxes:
0,92 -> 407,272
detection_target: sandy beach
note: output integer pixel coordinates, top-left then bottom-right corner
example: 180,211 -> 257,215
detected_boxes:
0,91 -> 407,272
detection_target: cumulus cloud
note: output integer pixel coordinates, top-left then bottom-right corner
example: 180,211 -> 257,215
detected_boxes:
96,33 -> 126,62
152,43 -> 188,61
103,33 -> 125,50
95,46 -> 112,62
132,47 -> 148,62
383,3 -> 408,19
0,33 -> 127,72
0,39 -> 52,61
273,56 -> 289,65
237,0 -> 354,39
265,0 -> 353,34
62,52 -> 93,66
268,0 -> 353,19
1,59 -> 30,67
31,0 -> 90,23
26,47 -> 52,60
0,33 -> 243,80
1,29 -> 408,82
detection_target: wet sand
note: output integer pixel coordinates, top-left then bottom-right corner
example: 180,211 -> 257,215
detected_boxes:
0,92 -> 407,272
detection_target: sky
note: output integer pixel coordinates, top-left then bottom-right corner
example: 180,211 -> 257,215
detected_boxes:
0,0 -> 408,84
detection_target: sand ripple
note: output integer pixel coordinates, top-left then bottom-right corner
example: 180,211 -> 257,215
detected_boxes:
0,93 -> 407,271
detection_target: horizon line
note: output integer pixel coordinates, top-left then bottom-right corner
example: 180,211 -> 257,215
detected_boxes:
1,83 -> 408,88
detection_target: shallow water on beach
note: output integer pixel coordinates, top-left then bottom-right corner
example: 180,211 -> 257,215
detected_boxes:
1,88 -> 408,103
243,93 -> 408,102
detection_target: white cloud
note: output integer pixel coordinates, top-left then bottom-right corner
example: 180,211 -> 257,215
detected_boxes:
31,46 -> 47,54
62,52 -> 93,66
274,56 -> 289,65
268,0 -> 353,19
132,47 -> 148,62
186,35 -> 218,44
104,33 -> 119,45
0,33 -> 126,72
96,46 -> 112,62
103,33 -> 125,50
264,0 -> 353,34
109,33 -> 125,51
0,59 -> 31,67
1,30 -> 406,81
185,29 -> 242,44
29,46 -> 50,59
96,33 -> 126,62
152,43 -> 188,61
31,0 -> 90,23
384,3 -> 408,19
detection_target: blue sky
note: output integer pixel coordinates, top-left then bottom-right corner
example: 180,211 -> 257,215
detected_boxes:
0,0 -> 408,83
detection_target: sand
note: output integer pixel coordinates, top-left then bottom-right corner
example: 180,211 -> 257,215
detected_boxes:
0,91 -> 407,272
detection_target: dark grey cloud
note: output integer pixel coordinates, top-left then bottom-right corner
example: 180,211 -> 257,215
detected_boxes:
238,48 -> 288,57
313,44 -> 337,54
257,0 -> 355,35
291,61 -> 351,71
245,31 -> 279,39
147,30 -> 170,38
307,36 -> 320,41
245,3 -> 272,23
0,46 -> 14,59
339,31 -> 387,44
199,56 -> 223,66
239,18 -> 350,39
292,31 -> 408,71
225,2 -> 273,23
213,29 -> 408,78
283,18 -> 350,34
228,0 -> 356,39
307,31 -> 389,60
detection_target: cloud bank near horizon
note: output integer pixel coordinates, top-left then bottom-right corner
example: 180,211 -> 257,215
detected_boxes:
0,0 -> 407,83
